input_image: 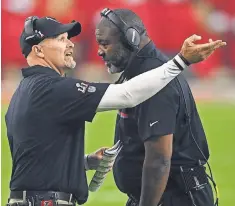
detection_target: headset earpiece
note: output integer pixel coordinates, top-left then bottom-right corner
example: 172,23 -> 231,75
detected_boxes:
125,28 -> 141,48
100,8 -> 142,50
24,16 -> 43,43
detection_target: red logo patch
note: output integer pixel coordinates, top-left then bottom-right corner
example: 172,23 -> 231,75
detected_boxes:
41,200 -> 53,206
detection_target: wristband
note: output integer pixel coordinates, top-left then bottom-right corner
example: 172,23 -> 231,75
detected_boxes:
178,53 -> 191,66
173,54 -> 188,71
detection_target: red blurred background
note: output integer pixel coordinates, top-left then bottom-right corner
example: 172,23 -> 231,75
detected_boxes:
2,0 -> 235,102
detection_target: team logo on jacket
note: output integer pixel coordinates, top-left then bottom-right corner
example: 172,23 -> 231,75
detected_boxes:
76,82 -> 88,93
88,86 -> 96,93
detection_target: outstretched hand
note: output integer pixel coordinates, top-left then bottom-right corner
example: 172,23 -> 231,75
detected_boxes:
180,34 -> 226,64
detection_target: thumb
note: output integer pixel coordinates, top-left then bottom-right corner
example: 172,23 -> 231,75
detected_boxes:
100,147 -> 109,151
96,147 -> 109,155
186,34 -> 202,45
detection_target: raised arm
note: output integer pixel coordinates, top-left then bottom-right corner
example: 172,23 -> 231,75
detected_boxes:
97,35 -> 226,112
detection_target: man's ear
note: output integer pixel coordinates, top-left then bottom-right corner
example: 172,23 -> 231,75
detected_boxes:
32,45 -> 44,58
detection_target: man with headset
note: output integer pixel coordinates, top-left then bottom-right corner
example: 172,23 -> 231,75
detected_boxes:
5,15 -> 225,206
96,8 -> 221,206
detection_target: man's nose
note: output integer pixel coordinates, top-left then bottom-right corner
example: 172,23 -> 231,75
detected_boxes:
67,39 -> 74,48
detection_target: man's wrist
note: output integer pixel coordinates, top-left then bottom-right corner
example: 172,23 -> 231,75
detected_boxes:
172,54 -> 189,71
84,154 -> 90,171
178,53 -> 191,66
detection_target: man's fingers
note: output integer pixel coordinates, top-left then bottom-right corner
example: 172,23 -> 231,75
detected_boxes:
203,40 -> 222,50
211,41 -> 227,50
212,40 -> 227,48
214,41 -> 227,49
100,147 -> 109,150
199,40 -> 226,51
199,40 -> 227,60
97,147 -> 109,152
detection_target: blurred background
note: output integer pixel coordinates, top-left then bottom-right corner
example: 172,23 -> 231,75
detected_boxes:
1,0 -> 235,205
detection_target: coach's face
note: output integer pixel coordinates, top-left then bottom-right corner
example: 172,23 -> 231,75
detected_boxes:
96,19 -> 132,74
35,32 -> 76,70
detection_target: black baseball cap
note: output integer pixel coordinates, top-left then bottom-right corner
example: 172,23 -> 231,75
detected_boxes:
20,16 -> 82,57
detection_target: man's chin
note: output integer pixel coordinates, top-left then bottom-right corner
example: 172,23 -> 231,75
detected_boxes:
65,61 -> 76,70
107,64 -> 124,74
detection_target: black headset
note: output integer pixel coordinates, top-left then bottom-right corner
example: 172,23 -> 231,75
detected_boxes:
24,16 -> 44,43
100,8 -> 144,50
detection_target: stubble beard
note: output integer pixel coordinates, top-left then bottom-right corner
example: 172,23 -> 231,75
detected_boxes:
107,45 -> 131,74
65,57 -> 76,69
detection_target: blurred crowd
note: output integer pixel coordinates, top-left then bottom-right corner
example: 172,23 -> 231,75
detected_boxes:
2,0 -> 235,102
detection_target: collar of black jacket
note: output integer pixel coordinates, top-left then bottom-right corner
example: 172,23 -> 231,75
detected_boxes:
22,65 -> 61,78
125,40 -> 164,80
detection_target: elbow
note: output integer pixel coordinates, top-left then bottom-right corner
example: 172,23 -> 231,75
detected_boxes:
128,99 -> 138,108
155,158 -> 171,170
158,158 -> 171,171
145,155 -> 171,170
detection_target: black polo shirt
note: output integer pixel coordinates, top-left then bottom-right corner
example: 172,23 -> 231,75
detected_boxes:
5,66 -> 109,204
113,41 -> 210,199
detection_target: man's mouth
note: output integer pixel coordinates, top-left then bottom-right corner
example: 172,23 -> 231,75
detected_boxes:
65,52 -> 73,57
105,61 -> 111,68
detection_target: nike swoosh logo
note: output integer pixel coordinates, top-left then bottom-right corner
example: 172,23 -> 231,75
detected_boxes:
150,120 -> 159,127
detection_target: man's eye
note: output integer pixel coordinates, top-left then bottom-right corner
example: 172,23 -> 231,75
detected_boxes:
101,43 -> 109,47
